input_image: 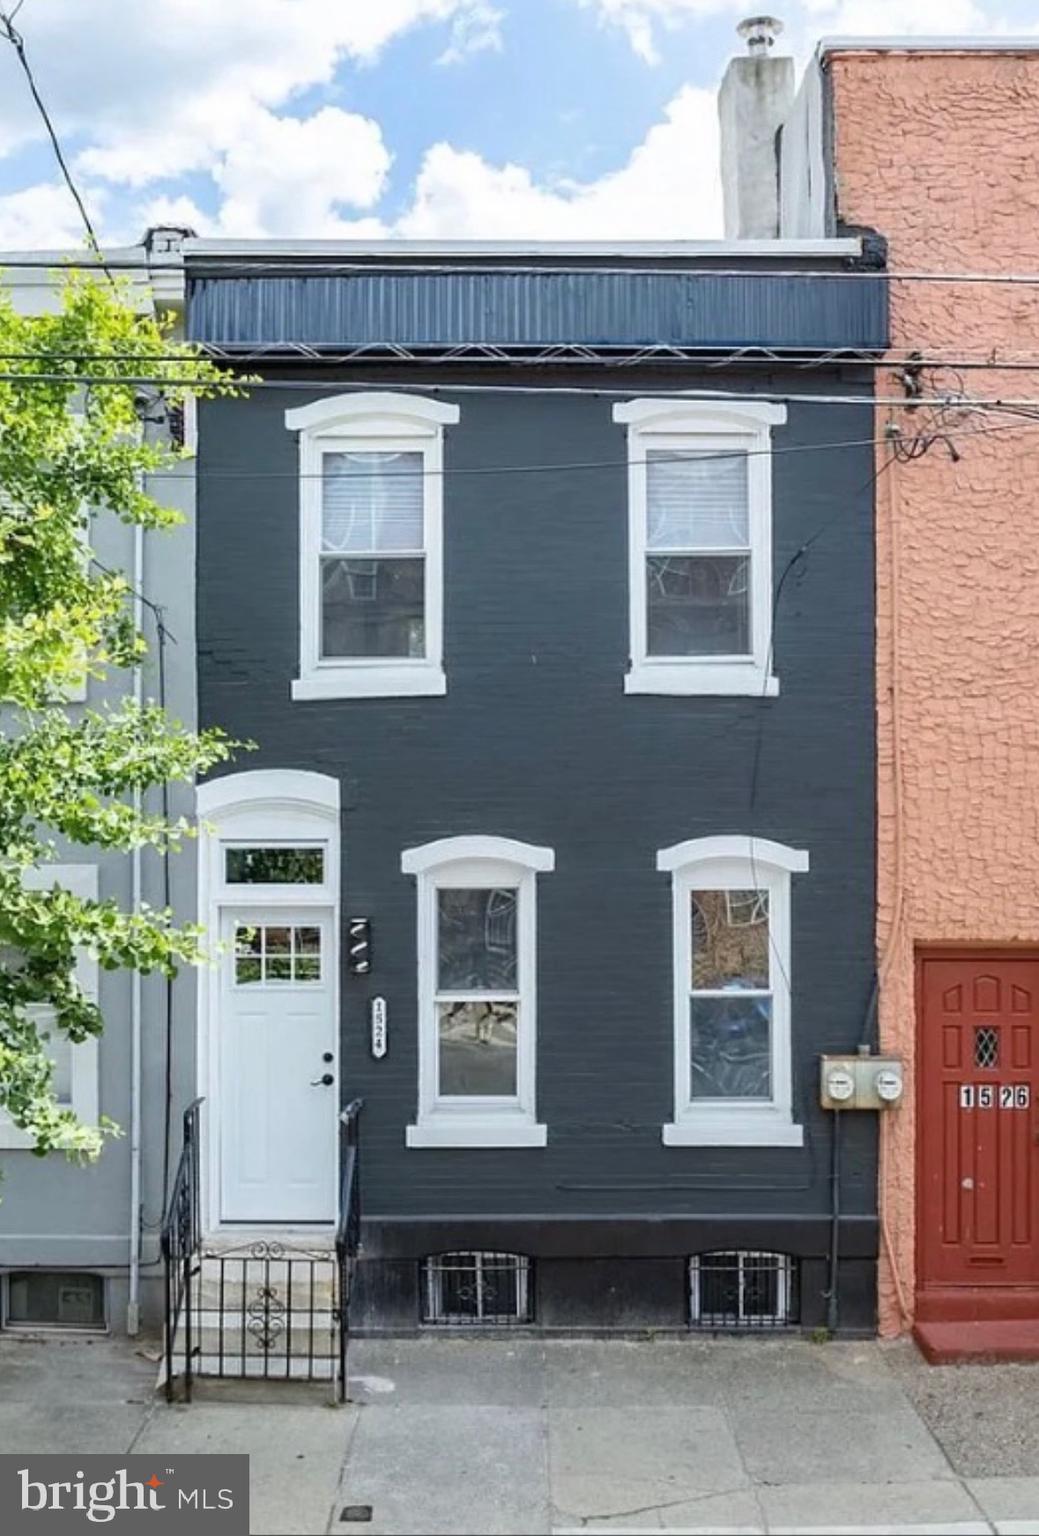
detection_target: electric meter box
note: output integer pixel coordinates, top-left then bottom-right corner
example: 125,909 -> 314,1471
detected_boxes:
820,1053 -> 905,1111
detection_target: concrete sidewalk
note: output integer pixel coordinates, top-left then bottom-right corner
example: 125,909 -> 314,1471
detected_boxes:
1,1332 -> 1038,1535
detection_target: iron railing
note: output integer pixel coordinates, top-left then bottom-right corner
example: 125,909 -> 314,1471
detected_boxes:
160,1097 -> 203,1403
335,1098 -> 364,1402
192,1239 -> 338,1387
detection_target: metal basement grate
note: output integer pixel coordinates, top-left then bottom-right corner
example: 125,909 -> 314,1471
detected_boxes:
421,1252 -> 532,1326
689,1251 -> 797,1330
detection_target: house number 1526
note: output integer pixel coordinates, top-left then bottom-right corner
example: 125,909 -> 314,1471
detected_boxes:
959,1084 -> 1029,1109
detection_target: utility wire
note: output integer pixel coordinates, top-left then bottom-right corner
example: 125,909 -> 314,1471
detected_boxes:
0,10 -> 111,280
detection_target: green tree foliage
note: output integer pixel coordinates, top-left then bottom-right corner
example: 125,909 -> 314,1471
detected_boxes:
0,272 -> 243,1158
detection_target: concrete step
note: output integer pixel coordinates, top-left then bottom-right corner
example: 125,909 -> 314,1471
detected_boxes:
191,1352 -> 336,1381
914,1318 -> 1039,1363
193,1274 -> 337,1311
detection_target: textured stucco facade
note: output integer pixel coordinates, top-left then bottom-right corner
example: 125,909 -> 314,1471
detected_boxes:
827,48 -> 1039,1332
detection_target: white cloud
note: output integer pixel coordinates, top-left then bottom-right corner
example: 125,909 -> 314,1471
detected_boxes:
574,0 -> 748,64
395,84 -> 721,237
0,182 -> 108,249
0,0 -> 486,184
437,2 -> 504,65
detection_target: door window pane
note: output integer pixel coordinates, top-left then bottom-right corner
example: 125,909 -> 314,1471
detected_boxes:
438,1001 -> 518,1096
437,889 -> 518,992
690,995 -> 772,1100
691,890 -> 769,990
233,924 -> 323,985
647,554 -> 750,657
225,847 -> 324,884
321,556 -> 425,659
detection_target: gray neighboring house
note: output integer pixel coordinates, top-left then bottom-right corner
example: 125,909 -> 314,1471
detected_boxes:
0,230 -> 200,1337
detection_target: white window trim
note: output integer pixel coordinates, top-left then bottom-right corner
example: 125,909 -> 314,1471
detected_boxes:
402,835 -> 553,1149
613,399 -> 786,697
0,864 -> 99,1150
285,392 -> 459,700
196,768 -> 341,1232
657,834 -> 806,1148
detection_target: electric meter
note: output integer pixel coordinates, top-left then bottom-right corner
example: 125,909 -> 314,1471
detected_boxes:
874,1066 -> 904,1104
825,1067 -> 855,1103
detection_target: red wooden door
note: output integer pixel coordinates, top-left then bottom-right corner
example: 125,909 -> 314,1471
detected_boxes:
918,956 -> 1039,1290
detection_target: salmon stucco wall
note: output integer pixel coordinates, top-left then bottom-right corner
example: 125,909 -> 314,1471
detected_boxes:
829,50 -> 1039,1333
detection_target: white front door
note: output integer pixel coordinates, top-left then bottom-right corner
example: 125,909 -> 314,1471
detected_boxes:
219,906 -> 337,1224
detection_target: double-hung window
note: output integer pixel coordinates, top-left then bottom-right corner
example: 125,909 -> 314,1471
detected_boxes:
657,836 -> 807,1147
402,837 -> 553,1148
286,392 -> 459,700
613,400 -> 786,696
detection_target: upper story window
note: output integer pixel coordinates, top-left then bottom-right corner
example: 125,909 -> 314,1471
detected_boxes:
285,392 -> 459,701
613,400 -> 786,697
401,836 -> 554,1149
657,836 -> 807,1147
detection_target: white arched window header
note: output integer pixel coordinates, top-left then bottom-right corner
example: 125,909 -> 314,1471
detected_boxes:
285,391 -> 460,437
612,399 -> 787,433
402,835 -> 555,876
198,769 -> 339,819
656,836 -> 808,875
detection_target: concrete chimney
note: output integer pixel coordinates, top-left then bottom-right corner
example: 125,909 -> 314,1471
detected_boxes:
718,16 -> 794,240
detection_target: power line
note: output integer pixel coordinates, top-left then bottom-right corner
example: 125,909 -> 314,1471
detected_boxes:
10,367 -> 1039,415
50,414 -> 1039,484
0,10 -> 110,280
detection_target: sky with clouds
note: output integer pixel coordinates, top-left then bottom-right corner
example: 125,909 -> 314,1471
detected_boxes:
0,0 -> 1036,249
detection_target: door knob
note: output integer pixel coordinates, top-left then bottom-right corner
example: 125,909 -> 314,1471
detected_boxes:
311,1073 -> 334,1087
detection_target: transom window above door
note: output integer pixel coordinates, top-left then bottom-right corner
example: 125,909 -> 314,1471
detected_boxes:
225,845 -> 324,885
234,922 -> 322,985
286,393 -> 459,701
614,400 -> 786,697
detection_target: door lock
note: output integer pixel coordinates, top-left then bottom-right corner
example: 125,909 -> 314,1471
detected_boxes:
322,1052 -> 334,1063
311,1073 -> 334,1087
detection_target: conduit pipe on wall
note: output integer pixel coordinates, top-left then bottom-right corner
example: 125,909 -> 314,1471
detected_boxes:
877,423 -> 910,1331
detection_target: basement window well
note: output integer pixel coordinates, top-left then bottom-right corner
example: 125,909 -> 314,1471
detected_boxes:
421,1252 -> 532,1326
689,1251 -> 796,1330
3,1271 -> 106,1331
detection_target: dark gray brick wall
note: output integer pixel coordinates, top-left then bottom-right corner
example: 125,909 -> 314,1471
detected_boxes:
197,366 -> 876,1225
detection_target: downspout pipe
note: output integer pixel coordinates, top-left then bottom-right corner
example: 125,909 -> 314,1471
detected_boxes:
127,512 -> 144,1337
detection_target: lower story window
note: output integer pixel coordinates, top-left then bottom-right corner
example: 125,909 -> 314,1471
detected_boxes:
689,1251 -> 796,1330
4,1271 -> 106,1330
421,1252 -> 532,1326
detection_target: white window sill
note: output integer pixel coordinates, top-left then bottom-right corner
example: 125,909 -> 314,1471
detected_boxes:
625,662 -> 779,698
406,1119 -> 547,1149
663,1111 -> 803,1148
292,665 -> 447,701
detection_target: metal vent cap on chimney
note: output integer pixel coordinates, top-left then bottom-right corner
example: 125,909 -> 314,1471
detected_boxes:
737,15 -> 783,56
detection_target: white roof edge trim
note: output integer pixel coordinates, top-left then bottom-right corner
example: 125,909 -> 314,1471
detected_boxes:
401,836 -> 555,875
818,35 -> 1039,56
285,392 -> 460,434
613,399 -> 787,430
656,836 -> 809,874
197,769 -> 340,817
184,237 -> 862,259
